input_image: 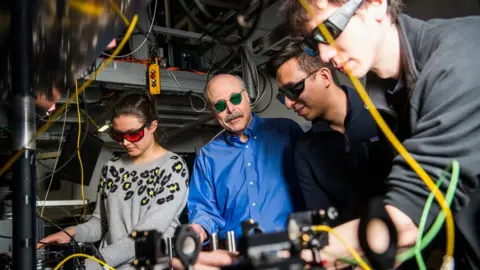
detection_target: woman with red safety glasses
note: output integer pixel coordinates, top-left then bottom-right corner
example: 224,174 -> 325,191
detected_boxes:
39,93 -> 190,269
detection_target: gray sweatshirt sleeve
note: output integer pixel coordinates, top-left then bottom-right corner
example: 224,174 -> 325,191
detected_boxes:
72,166 -> 109,243
96,158 -> 189,268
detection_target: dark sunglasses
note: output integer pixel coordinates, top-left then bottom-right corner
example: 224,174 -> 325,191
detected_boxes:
213,90 -> 245,113
109,122 -> 150,143
302,0 -> 363,56
277,72 -> 316,104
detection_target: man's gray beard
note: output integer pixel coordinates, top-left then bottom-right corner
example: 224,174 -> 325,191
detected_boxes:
225,111 -> 243,122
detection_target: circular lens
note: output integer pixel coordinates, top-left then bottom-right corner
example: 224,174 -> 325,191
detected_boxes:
230,92 -> 242,105
214,100 -> 227,112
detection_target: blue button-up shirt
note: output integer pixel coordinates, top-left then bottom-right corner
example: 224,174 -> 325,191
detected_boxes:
188,113 -> 304,239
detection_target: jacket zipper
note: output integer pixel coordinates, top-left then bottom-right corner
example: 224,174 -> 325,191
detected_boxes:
344,134 -> 350,153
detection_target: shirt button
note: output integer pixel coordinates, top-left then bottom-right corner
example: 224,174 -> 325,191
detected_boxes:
252,202 -> 256,206
246,145 -> 249,149
249,181 -> 253,185
254,136 -> 257,139
248,162 -> 251,166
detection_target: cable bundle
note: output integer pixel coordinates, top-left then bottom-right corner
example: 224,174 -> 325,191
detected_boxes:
178,0 -> 266,46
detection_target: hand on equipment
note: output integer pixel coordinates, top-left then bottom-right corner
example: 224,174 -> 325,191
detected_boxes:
190,224 -> 208,243
37,227 -> 76,249
170,250 -> 237,270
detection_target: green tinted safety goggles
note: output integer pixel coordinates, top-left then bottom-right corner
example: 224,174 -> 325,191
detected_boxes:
213,90 -> 245,112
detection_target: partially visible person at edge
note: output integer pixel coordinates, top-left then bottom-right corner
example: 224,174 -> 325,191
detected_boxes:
187,74 -> 305,243
172,0 -> 480,269
39,93 -> 190,269
267,40 -> 393,227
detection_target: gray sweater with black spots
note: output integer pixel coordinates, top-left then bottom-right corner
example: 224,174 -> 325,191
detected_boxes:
72,151 -> 189,269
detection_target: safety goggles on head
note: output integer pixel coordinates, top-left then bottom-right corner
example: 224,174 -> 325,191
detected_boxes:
213,89 -> 246,113
276,72 -> 316,104
109,122 -> 150,143
301,0 -> 364,57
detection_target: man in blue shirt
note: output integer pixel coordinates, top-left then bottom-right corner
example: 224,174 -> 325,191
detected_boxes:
188,74 -> 304,243
267,41 -> 393,226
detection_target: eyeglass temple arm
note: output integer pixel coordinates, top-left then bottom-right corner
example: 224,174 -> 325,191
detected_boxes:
329,0 -> 364,30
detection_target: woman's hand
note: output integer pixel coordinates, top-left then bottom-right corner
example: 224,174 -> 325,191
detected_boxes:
37,227 -> 76,249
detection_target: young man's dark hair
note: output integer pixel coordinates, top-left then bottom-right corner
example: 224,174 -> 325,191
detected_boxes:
268,40 -> 332,76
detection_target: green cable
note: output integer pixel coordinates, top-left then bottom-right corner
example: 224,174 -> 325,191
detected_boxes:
415,170 -> 446,270
336,160 -> 460,267
337,257 -> 358,266
396,160 -> 460,262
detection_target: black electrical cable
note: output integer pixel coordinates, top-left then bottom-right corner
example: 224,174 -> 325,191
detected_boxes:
1,203 -> 80,248
240,46 -> 260,97
36,215 -> 81,249
205,47 -> 238,72
193,0 -> 229,25
257,65 -> 268,100
38,90 -> 90,183
205,45 -> 222,87
178,0 -> 265,46
244,46 -> 261,90
254,67 -> 273,113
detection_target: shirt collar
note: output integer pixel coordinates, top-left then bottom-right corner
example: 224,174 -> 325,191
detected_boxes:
311,85 -> 362,133
397,14 -> 421,91
223,112 -> 261,144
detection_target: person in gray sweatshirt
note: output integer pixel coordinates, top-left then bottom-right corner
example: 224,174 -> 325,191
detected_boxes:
172,1 -> 480,269
39,93 -> 189,269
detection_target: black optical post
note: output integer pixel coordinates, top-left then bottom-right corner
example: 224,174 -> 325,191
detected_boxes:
11,0 -> 37,269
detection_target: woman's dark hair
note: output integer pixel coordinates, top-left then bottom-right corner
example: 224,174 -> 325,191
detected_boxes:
111,92 -> 160,142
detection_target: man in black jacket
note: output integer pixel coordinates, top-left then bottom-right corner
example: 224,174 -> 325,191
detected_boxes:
267,41 -> 393,226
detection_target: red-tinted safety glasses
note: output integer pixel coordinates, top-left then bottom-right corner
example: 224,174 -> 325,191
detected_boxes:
109,122 -> 149,143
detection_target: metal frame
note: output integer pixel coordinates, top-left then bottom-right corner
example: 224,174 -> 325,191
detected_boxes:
84,60 -> 209,94
152,26 -> 214,42
10,1 -> 37,268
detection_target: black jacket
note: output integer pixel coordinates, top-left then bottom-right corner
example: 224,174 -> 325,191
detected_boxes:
368,14 -> 480,267
295,85 -> 393,226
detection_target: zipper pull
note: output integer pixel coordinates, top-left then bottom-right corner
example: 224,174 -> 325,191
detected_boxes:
344,135 -> 350,153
